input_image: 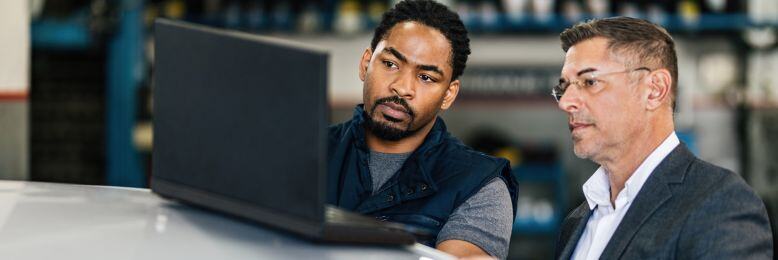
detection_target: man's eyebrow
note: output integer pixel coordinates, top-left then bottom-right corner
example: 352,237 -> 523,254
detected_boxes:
576,68 -> 597,76
418,64 -> 443,76
558,68 -> 598,83
383,47 -> 444,77
383,47 -> 407,63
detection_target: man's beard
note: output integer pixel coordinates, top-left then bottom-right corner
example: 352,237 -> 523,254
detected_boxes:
364,96 -> 419,141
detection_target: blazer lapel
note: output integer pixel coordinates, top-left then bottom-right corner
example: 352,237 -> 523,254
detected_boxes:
599,144 -> 695,259
557,203 -> 594,260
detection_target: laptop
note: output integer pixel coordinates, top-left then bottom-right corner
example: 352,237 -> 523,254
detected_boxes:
151,19 -> 422,245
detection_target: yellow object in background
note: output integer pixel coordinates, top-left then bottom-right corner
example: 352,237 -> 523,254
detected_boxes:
495,147 -> 522,168
164,0 -> 186,20
335,0 -> 363,34
368,0 -> 387,24
679,0 -> 700,24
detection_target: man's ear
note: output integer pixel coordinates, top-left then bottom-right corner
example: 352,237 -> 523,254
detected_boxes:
645,68 -> 672,110
359,47 -> 372,82
441,79 -> 460,110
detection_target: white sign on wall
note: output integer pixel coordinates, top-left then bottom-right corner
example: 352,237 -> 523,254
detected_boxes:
0,0 -> 29,94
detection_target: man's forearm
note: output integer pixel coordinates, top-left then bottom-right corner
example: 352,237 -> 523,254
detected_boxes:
437,239 -> 490,258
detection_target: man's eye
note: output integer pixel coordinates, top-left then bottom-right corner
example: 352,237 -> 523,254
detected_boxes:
383,61 -> 397,69
583,79 -> 598,87
419,74 -> 435,82
554,84 -> 566,93
555,81 -> 571,93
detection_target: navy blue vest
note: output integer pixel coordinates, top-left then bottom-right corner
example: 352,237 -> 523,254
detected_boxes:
327,105 -> 519,246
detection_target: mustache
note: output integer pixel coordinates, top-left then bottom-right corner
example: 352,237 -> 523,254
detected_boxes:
568,113 -> 595,130
373,96 -> 415,117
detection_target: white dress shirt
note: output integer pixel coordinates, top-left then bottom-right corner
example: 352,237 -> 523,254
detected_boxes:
571,132 -> 680,260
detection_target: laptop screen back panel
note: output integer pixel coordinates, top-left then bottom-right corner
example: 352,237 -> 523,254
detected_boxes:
152,20 -> 328,225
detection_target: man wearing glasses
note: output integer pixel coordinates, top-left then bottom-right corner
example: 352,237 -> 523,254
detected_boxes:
553,17 -> 773,259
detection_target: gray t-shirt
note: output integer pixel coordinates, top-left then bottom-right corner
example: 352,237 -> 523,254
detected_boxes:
368,151 -> 513,259
368,151 -> 412,194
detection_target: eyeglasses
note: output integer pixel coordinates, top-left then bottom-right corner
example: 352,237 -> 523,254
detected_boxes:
552,67 -> 651,102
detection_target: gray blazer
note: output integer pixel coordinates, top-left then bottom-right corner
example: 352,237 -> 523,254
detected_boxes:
555,144 -> 773,259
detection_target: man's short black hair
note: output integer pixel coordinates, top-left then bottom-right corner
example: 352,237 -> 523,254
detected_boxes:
370,0 -> 470,81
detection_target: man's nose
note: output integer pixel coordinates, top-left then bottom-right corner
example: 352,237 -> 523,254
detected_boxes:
391,71 -> 415,99
557,84 -> 581,113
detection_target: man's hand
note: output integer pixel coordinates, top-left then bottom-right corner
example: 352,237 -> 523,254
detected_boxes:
437,239 -> 491,259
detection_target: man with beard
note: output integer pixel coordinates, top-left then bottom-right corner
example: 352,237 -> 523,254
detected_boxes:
553,17 -> 772,259
327,0 -> 518,258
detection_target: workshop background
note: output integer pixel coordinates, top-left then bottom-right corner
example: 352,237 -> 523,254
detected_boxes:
1,0 -> 776,259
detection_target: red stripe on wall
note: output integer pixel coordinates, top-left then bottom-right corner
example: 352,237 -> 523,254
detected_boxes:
0,91 -> 28,101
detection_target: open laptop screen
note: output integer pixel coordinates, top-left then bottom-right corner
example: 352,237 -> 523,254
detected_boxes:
152,19 -> 328,224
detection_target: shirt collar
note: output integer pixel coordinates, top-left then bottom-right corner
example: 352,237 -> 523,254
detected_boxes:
582,166 -> 610,210
582,132 -> 680,210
